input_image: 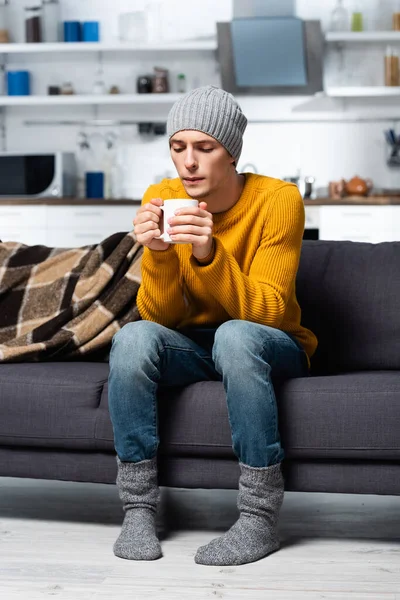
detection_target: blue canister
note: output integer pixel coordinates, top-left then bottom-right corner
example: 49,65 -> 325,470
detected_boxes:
63,21 -> 81,42
7,71 -> 31,96
82,21 -> 100,42
86,172 -> 104,199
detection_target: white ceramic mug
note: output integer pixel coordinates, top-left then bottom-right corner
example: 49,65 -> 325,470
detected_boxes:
155,199 -> 199,244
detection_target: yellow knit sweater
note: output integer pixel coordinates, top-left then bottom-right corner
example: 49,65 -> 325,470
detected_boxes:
137,173 -> 318,362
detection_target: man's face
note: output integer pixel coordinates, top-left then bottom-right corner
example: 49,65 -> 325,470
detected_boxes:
169,130 -> 235,200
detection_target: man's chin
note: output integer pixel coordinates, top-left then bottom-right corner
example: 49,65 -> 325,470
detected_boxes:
182,182 -> 209,199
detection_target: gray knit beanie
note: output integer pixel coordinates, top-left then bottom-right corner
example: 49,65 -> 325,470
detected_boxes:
167,86 -> 247,163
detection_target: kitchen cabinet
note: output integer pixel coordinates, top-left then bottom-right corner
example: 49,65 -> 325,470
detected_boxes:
0,204 -> 139,247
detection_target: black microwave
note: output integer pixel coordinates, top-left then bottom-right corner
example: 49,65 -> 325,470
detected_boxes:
0,152 -> 77,198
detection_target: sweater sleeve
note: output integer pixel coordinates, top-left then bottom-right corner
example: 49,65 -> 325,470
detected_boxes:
136,184 -> 187,327
190,186 -> 304,328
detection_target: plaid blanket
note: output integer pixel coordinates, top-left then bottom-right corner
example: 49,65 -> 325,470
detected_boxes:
0,232 -> 143,362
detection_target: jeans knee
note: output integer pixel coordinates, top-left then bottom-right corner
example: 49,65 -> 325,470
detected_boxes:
110,321 -> 163,365
213,320 -> 261,366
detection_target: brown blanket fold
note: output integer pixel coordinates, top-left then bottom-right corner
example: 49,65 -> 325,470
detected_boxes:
0,232 -> 143,362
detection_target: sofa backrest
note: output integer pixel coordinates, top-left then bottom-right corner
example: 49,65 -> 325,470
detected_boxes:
296,240 -> 400,375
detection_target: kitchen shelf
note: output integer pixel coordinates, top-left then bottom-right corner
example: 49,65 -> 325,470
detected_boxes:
0,41 -> 217,54
0,93 -> 183,107
326,86 -> 400,97
326,31 -> 400,42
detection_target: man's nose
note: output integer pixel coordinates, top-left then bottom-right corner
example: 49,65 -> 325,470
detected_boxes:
184,150 -> 197,169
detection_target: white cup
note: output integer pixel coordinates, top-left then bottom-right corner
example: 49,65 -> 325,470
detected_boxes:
155,199 -> 199,244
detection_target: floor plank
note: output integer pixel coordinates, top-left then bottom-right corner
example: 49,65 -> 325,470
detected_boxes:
0,477 -> 399,600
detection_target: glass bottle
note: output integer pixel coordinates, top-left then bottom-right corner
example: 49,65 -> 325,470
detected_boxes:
25,5 -> 43,43
42,0 -> 60,43
329,0 -> 349,31
0,0 -> 10,43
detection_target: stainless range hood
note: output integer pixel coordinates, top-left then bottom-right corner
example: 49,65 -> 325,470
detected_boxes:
217,0 -> 323,95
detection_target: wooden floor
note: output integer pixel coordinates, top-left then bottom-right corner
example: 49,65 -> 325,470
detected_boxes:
0,477 -> 399,600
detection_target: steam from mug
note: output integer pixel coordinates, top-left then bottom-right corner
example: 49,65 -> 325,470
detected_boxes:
155,199 -> 199,243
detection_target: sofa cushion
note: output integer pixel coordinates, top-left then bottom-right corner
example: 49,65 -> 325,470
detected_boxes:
0,363 -> 109,450
277,371 -> 400,460
297,241 -> 400,374
106,373 -> 400,461
1,364 -> 399,462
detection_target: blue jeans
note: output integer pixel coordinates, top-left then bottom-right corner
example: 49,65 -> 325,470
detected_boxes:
108,320 -> 309,468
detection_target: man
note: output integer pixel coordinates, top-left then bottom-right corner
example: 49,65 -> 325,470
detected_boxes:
108,86 -> 317,566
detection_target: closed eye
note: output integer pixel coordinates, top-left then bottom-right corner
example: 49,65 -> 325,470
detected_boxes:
171,147 -> 214,153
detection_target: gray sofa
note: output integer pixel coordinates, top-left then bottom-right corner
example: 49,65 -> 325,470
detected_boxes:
0,240 -> 399,495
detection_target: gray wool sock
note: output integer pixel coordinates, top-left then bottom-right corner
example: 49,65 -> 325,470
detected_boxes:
113,457 -> 162,561
195,462 -> 284,566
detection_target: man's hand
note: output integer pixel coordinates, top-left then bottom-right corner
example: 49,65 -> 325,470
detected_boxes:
133,198 -> 170,251
167,202 -> 214,260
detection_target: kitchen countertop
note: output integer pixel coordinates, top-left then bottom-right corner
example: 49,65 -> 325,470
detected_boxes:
306,196 -> 400,205
0,198 -> 142,205
1,196 -> 400,205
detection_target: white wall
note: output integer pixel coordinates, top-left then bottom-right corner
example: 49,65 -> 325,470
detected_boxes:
4,0 -> 400,197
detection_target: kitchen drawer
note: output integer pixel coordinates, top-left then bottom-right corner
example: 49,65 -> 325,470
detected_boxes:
0,206 -> 46,229
323,231 -> 388,243
0,228 -> 47,245
46,229 -> 122,248
47,206 -> 137,232
320,206 -> 391,234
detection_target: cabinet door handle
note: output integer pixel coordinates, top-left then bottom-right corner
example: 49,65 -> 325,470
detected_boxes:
73,233 -> 104,238
341,212 -> 372,218
73,211 -> 104,217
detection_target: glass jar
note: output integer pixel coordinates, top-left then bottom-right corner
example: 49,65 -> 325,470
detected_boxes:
60,81 -> 74,95
385,47 -> 400,86
25,5 -> 43,43
393,0 -> 400,30
351,2 -> 364,32
42,0 -> 60,43
0,0 -> 10,43
152,67 -> 169,93
136,75 -> 153,93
